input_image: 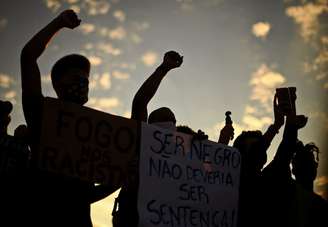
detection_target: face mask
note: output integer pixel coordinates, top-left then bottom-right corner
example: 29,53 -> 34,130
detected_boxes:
151,121 -> 177,131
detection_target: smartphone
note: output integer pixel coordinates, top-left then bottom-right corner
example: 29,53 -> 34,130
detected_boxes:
276,87 -> 296,115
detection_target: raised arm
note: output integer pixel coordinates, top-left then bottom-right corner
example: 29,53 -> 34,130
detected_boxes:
20,9 -> 81,97
262,94 -> 285,150
131,51 -> 183,121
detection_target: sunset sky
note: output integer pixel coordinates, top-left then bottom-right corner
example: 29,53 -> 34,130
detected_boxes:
0,0 -> 327,226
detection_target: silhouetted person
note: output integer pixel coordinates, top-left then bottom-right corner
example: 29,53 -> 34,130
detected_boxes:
289,142 -> 328,227
112,51 -> 183,227
20,9 -> 114,227
233,94 -> 285,227
260,88 -> 309,227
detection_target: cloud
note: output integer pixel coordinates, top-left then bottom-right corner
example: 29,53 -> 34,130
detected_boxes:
87,97 -> 120,111
4,90 -> 16,99
245,105 -> 257,114
123,111 -> 131,118
89,56 -> 103,66
142,51 -> 158,67
112,70 -> 130,80
79,23 -> 96,34
98,73 -> 111,89
97,43 -> 122,56
113,10 -> 126,22
0,18 -> 8,31
45,0 -> 61,13
109,26 -> 126,40
70,4 -> 81,13
44,0 -> 110,15
242,115 -> 272,131
0,74 -> 14,88
82,0 -> 110,15
250,64 -> 286,106
252,22 -> 271,39
286,1 -> 328,42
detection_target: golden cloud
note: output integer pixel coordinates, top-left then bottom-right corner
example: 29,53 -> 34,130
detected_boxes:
99,73 -> 111,89
109,26 -> 126,40
87,97 -> 120,111
97,43 -> 121,56
112,70 -> 130,80
89,56 -> 103,66
286,1 -> 328,42
142,51 -> 158,67
45,0 -> 61,13
245,105 -> 257,114
79,23 -> 96,34
45,0 -> 110,15
123,111 -> 131,118
252,22 -> 271,39
4,90 -> 16,99
0,74 -> 14,88
250,64 -> 286,105
242,115 -> 272,131
113,10 -> 126,22
83,0 -> 110,16
70,5 -> 81,13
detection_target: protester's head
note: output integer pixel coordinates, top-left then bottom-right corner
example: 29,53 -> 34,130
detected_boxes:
292,142 -> 319,185
14,124 -> 29,142
0,100 -> 13,136
148,107 -> 176,130
51,54 -> 90,105
233,130 -> 267,173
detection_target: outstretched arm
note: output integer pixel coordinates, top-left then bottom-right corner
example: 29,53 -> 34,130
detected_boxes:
131,51 -> 183,121
20,9 -> 81,97
262,94 -> 285,150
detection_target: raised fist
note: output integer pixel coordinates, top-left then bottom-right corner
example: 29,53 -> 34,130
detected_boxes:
57,9 -> 81,29
161,51 -> 183,70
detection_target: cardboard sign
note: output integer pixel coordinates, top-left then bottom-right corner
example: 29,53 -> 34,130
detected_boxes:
38,97 -> 138,188
138,123 -> 241,227
0,135 -> 30,176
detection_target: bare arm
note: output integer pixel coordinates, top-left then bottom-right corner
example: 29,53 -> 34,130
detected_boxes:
131,51 -> 183,121
20,9 -> 81,97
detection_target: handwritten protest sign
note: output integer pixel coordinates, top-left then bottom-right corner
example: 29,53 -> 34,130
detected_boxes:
38,97 -> 138,188
138,123 -> 241,227
0,135 -> 29,176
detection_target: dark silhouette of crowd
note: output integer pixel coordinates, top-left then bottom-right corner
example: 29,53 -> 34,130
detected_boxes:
0,9 -> 327,227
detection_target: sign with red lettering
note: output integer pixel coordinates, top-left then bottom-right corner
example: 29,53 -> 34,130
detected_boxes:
38,97 -> 138,189
138,123 -> 241,227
